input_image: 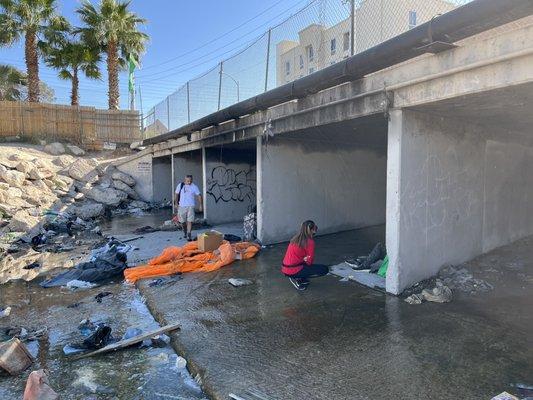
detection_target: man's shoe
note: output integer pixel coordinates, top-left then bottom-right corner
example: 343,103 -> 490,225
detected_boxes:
289,277 -> 307,291
187,233 -> 193,242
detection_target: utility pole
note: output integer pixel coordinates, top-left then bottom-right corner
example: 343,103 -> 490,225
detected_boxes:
186,81 -> 191,124
264,28 -> 272,92
350,0 -> 355,56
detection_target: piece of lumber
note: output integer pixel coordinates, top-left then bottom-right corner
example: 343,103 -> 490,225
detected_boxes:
73,322 -> 180,360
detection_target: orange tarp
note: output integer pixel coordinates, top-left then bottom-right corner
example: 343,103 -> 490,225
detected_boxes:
124,241 -> 260,283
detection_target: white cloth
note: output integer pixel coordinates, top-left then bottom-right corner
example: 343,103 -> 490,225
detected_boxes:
176,183 -> 200,207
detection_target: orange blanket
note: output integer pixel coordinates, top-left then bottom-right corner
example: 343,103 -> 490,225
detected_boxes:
124,241 -> 260,283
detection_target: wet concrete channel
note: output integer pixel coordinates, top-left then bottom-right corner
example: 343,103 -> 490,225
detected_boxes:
2,209 -> 533,399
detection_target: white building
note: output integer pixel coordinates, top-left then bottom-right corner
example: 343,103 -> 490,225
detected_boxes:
277,0 -> 456,86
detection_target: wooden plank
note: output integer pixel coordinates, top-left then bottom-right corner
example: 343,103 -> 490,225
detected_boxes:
72,322 -> 180,360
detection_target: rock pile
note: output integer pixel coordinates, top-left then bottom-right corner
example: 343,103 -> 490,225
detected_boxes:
0,145 -> 149,238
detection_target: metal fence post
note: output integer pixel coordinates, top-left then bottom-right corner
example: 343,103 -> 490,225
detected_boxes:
350,0 -> 355,56
186,81 -> 191,124
217,62 -> 223,110
166,96 -> 170,132
264,28 -> 272,92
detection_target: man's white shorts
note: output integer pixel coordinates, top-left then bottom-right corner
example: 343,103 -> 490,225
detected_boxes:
177,206 -> 195,223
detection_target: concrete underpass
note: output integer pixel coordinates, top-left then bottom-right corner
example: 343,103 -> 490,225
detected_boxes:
116,17 -> 533,295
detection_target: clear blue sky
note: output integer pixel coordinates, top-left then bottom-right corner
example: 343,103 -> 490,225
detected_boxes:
0,0 -> 310,112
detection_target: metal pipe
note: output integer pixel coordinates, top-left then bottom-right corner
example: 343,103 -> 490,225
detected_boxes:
144,0 -> 533,146
265,28 -> 272,92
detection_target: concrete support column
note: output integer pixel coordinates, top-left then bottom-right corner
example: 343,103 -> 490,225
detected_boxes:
256,136 -> 263,241
171,154 -> 175,214
202,147 -> 207,220
385,108 -> 533,294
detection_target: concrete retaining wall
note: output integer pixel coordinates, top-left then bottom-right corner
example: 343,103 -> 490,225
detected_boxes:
116,154 -> 154,202
205,146 -> 256,225
386,109 -> 533,294
152,156 -> 173,203
258,122 -> 387,244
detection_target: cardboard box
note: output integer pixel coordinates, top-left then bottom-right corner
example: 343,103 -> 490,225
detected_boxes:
198,230 -> 223,252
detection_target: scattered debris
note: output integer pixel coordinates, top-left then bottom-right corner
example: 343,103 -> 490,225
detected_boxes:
65,280 -> 97,290
514,383 -> 533,397
72,322 -> 181,359
224,234 -> 242,243
438,265 -> 493,293
0,306 -> 11,318
491,392 -> 519,400
23,369 -> 59,400
41,239 -> 131,288
0,337 -> 34,375
133,225 -> 158,234
228,278 -> 253,287
94,291 -> 113,303
405,280 -> 452,304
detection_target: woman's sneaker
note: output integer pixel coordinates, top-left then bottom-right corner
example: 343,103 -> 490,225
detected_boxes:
289,277 -> 307,291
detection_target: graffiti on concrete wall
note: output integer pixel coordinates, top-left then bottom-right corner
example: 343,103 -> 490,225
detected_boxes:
207,165 -> 256,203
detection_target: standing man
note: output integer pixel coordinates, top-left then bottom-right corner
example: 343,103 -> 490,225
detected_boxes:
175,175 -> 203,241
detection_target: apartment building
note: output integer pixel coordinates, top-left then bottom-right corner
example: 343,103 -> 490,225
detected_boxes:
276,0 -> 456,86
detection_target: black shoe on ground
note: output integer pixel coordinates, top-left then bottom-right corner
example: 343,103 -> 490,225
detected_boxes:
289,277 -> 307,291
187,233 -> 193,242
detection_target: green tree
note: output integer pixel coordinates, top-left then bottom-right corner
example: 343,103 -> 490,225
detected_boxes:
0,0 -> 68,102
77,0 -> 147,110
46,31 -> 101,106
0,64 -> 26,101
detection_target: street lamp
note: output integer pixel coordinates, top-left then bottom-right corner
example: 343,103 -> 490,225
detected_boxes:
220,71 -> 240,102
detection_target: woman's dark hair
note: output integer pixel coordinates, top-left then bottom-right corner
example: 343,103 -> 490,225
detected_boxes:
290,220 -> 317,248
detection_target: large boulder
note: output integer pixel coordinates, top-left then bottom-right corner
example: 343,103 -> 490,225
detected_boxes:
15,160 -> 32,175
7,187 -> 23,198
1,169 -> 26,188
0,158 -> 18,169
111,170 -> 135,187
83,186 -> 127,206
68,159 -> 98,183
66,144 -> 85,156
52,155 -> 75,168
72,202 -> 104,219
7,210 -> 40,233
44,142 -> 66,155
112,179 -> 138,199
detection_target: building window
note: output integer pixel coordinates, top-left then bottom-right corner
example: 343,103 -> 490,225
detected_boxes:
306,45 -> 314,62
285,61 -> 290,76
299,55 -> 304,69
330,38 -> 336,55
343,32 -> 350,51
309,67 -> 314,74
409,11 -> 417,29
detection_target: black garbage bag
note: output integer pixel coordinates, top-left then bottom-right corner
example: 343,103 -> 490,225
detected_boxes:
83,325 -> 113,349
40,254 -> 127,288
224,234 -> 242,243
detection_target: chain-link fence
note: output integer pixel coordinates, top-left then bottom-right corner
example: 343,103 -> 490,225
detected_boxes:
143,0 -> 472,138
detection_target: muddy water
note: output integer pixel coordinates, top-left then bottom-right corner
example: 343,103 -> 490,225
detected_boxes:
100,208 -> 173,236
0,280 -> 207,399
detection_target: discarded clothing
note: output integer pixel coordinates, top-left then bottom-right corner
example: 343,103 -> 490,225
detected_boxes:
405,280 -> 452,304
40,239 -> 130,288
64,324 -> 115,355
133,225 -> 158,234
124,241 -> 260,283
377,255 -> 388,278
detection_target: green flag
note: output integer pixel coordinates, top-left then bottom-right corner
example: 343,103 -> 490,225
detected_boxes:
128,53 -> 138,93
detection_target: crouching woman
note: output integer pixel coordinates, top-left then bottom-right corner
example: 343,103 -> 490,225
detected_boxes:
281,220 -> 329,291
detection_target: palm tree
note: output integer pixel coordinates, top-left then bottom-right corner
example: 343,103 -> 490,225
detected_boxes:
46,32 -> 101,106
0,0 -> 68,102
0,64 -> 26,101
77,0 -> 147,110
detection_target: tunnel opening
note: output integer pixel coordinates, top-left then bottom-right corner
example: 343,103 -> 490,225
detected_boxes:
204,140 -> 257,226
257,114 -> 388,248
